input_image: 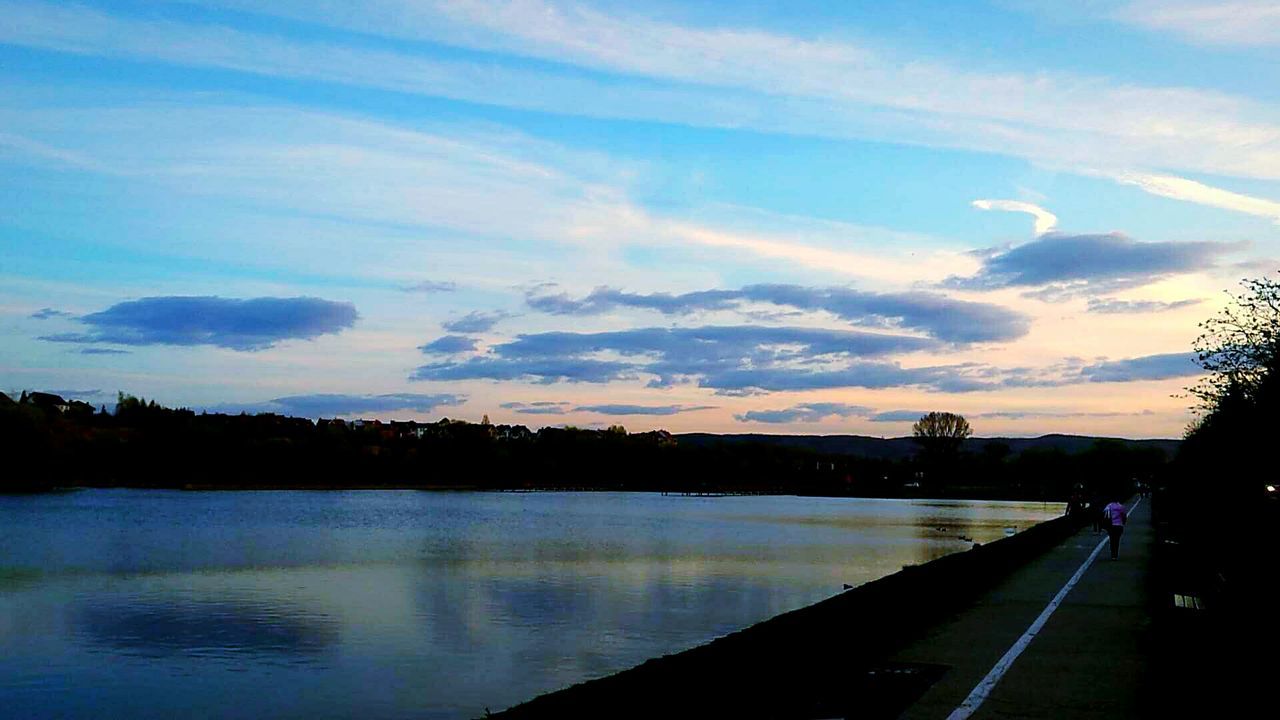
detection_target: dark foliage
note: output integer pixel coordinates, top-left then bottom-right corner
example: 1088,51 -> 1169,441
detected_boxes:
1,392 -> 1165,500
1146,274 -> 1280,714
1162,274 -> 1279,611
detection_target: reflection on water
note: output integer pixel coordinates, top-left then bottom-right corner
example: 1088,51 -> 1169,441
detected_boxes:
0,490 -> 1062,719
76,597 -> 337,661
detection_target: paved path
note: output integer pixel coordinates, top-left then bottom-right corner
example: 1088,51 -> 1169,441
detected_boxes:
893,500 -> 1151,719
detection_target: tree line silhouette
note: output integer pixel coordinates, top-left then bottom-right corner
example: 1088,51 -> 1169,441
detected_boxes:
1160,275 -> 1279,621
2,389 -> 1164,498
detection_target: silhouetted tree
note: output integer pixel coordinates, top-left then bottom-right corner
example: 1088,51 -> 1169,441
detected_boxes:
910,412 -> 972,489
1180,274 -> 1280,501
1164,274 -> 1279,634
1190,275 -> 1280,413
911,412 -> 972,454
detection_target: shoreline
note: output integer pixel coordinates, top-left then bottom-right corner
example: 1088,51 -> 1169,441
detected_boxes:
491,512 -> 1082,718
6,484 -> 1072,503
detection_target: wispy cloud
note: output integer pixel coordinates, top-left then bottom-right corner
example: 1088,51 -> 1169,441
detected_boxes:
699,365 -> 998,394
402,280 -> 457,294
527,287 -> 738,316
43,388 -> 107,400
0,0 -> 1255,439
1229,258 -> 1280,275
974,409 -> 1156,420
0,130 -> 109,171
972,199 -> 1059,235
1086,297 -> 1203,313
29,307 -> 72,320
574,404 -> 716,416
0,98 -> 987,286
1111,171 -> 1280,224
416,357 -> 637,385
6,0 -> 1280,181
1111,1 -> 1280,47
211,393 -> 466,418
656,219 -> 954,282
868,410 -> 931,423
526,284 -> 1030,343
866,407 -> 1160,423
0,102 -> 627,263
500,401 -> 570,415
39,296 -> 358,351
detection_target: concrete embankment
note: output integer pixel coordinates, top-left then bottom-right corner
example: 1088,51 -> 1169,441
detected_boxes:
492,511 -> 1082,719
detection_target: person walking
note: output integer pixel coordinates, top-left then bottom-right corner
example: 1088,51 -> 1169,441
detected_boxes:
1103,498 -> 1128,560
1089,493 -> 1105,534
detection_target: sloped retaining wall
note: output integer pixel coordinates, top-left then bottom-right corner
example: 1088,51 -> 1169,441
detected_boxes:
492,512 -> 1080,719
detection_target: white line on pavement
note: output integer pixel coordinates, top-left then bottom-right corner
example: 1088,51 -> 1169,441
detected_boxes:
945,498 -> 1142,720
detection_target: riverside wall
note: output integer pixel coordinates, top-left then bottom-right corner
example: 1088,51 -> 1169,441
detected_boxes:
492,511 -> 1081,719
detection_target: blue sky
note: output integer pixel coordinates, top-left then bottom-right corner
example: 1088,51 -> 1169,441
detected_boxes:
3,0 -> 1278,437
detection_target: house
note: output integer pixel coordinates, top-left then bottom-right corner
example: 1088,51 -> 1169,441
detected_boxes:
634,429 -> 677,447
390,421 -> 429,439
23,391 -> 71,413
498,424 -> 533,442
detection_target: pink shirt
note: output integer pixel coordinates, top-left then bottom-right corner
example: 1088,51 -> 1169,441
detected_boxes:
1104,502 -> 1127,526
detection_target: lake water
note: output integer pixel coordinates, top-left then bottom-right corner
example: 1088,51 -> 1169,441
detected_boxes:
0,490 -> 1063,719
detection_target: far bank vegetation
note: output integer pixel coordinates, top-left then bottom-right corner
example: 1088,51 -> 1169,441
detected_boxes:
2,391 -> 1164,498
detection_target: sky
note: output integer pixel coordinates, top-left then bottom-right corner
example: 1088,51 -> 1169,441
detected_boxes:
2,0 -> 1278,438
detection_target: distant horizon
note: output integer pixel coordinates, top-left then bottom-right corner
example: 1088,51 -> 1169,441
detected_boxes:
5,388 -> 1185,443
4,1 -> 1275,438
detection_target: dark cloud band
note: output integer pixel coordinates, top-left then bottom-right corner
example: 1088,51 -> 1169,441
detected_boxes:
442,311 -> 511,333
413,325 -> 940,390
419,335 -> 478,354
527,284 -> 1028,343
211,393 -> 465,418
574,404 -> 716,416
736,403 -> 873,423
946,233 -> 1242,297
39,296 -> 358,351
500,401 -> 571,415
1078,353 -> 1200,382
414,321 -> 1201,394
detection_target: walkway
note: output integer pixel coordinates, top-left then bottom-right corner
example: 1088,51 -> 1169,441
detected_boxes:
892,500 -> 1151,719
493,500 -> 1177,719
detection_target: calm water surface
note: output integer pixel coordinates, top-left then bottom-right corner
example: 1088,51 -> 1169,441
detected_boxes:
0,490 -> 1063,718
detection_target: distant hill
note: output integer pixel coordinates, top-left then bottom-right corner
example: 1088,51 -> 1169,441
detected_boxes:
674,433 -> 1180,461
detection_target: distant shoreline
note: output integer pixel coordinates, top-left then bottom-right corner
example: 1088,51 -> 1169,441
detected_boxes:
179,483 -> 484,492
5,485 -> 1072,506
3,395 -> 1167,501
